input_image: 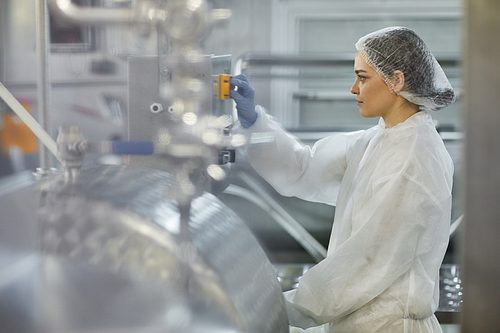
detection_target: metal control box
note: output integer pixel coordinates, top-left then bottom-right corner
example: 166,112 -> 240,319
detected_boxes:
127,55 -> 233,193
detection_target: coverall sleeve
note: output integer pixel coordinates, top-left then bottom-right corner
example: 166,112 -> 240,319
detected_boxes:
283,170 -> 449,328
242,106 -> 364,205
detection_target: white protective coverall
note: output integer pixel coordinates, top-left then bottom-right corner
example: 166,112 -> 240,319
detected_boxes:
241,106 -> 454,333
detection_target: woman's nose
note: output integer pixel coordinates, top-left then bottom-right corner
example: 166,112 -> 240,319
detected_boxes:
350,81 -> 358,95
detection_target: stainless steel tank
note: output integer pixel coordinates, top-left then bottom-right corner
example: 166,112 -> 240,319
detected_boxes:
0,165 -> 288,333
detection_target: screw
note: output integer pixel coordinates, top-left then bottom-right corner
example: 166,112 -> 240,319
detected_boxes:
150,103 -> 164,114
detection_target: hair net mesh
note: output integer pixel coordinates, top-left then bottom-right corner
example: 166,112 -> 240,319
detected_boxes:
355,27 -> 455,111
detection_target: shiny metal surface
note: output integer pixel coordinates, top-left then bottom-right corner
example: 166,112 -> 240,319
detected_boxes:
0,165 -> 288,333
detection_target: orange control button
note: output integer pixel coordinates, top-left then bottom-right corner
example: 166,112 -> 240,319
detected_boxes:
219,74 -> 231,100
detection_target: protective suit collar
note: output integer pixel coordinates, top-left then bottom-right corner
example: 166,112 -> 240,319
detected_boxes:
378,110 -> 432,130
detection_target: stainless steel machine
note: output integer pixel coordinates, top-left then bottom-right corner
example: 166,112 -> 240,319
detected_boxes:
0,0 -> 289,332
0,165 -> 288,333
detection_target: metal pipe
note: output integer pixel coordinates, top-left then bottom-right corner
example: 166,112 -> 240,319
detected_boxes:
47,0 -> 230,27
47,0 -> 138,25
234,52 -> 460,76
0,82 -> 58,158
224,182 -> 327,262
1,80 -> 127,90
449,214 -> 463,237
0,1 -> 6,81
35,0 -> 52,169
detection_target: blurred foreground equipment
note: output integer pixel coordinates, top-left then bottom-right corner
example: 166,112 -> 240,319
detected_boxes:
0,165 -> 288,333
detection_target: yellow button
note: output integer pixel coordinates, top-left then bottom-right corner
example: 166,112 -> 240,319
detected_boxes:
219,74 -> 231,100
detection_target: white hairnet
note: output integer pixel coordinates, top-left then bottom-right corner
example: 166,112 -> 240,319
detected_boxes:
355,27 -> 455,111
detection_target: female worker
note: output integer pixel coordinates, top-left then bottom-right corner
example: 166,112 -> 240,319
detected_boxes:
230,27 -> 455,333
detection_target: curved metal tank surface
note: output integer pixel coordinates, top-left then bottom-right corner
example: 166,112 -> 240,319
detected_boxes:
0,165 -> 288,333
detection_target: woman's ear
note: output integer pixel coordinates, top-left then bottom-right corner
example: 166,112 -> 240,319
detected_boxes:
392,70 -> 405,94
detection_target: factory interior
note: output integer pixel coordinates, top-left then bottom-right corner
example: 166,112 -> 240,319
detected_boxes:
0,0 -> 499,332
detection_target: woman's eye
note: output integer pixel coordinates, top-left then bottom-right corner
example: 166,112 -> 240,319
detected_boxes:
358,76 -> 366,82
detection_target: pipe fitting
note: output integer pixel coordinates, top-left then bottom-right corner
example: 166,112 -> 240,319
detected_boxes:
57,125 -> 86,172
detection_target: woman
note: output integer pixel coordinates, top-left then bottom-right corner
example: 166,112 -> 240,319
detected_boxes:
230,27 -> 455,332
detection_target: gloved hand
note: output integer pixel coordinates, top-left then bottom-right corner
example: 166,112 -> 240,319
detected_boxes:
230,74 -> 257,128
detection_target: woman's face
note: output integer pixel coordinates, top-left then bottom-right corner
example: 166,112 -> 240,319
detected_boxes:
350,52 -> 399,120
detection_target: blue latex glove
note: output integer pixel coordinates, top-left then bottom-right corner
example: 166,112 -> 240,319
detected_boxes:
230,74 -> 257,128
